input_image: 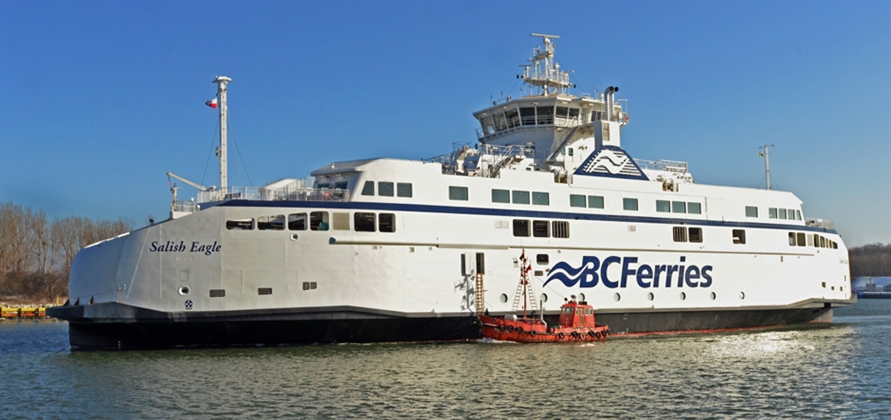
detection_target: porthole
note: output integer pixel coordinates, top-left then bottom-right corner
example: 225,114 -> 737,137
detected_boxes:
710,292 -> 716,300
178,286 -> 191,296
290,233 -> 299,241
739,291 -> 745,300
499,293 -> 508,303
540,294 -> 548,303
647,292 -> 654,301
578,293 -> 586,301
613,293 -> 621,302
679,292 -> 686,301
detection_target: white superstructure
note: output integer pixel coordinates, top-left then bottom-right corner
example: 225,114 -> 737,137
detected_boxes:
52,35 -> 853,349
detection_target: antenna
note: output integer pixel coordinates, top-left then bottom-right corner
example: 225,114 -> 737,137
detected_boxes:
213,76 -> 232,197
760,144 -> 774,190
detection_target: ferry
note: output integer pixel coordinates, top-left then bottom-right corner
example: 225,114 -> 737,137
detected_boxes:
49,34 -> 854,349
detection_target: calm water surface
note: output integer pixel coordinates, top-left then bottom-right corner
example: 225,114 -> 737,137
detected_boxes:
1,300 -> 889,419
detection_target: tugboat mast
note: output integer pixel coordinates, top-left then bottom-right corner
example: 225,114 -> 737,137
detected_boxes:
214,76 -> 232,196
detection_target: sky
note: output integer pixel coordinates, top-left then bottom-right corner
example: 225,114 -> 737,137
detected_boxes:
1,2 -> 889,246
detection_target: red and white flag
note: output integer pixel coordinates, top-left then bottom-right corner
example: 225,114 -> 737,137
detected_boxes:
205,98 -> 218,109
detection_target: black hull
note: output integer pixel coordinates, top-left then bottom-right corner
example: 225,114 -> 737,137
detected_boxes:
50,302 -> 840,350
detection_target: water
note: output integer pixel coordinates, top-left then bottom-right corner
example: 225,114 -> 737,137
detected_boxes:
2,301 -> 889,419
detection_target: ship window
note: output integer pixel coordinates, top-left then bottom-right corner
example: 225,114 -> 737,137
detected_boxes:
570,194 -> 586,208
449,186 -> 468,201
362,181 -> 374,195
673,226 -> 687,242
779,209 -> 787,219
833,242 -> 838,249
556,106 -> 569,118
568,148 -> 574,157
732,229 -> 746,244
532,192 -> 550,206
513,219 -> 530,237
505,109 -> 520,128
481,116 -> 496,135
672,201 -> 686,213
460,254 -> 468,276
807,234 -> 814,247
820,236 -> 826,248
745,206 -> 758,218
796,232 -> 806,247
689,227 -> 703,243
537,106 -> 554,125
379,213 -> 395,233
209,289 -> 225,298
334,182 -> 348,190
569,108 -> 580,119
310,212 -> 329,231
787,209 -> 795,220
520,107 -> 536,126
378,182 -> 394,197
494,113 -> 507,131
332,212 -> 350,230
397,183 -> 412,197
536,254 -> 549,265
788,232 -> 796,246
258,215 -> 285,231
769,208 -> 778,219
688,203 -> 702,214
623,198 -> 638,211
302,282 -> 318,290
492,189 -> 510,203
316,183 -> 330,189
512,190 -> 530,205
533,220 -> 550,237
552,221 -> 570,238
226,218 -> 254,230
813,234 -> 819,247
258,288 -> 273,295
288,213 -> 307,230
656,200 -> 670,213
796,210 -> 802,220
588,196 -> 604,209
354,212 -> 376,232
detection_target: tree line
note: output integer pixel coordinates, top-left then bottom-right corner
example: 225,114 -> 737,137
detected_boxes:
0,202 -> 132,303
849,243 -> 891,278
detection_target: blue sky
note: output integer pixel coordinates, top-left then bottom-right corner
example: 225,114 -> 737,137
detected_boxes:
1,2 -> 889,246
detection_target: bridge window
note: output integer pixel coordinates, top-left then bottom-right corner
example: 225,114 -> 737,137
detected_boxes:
512,190 -> 530,205
688,203 -> 702,214
494,113 -> 507,131
492,189 -> 510,203
449,186 -> 468,201
795,210 -> 802,220
769,208 -> 778,219
537,106 -> 554,125
732,229 -> 746,244
746,206 -> 758,218
656,200 -> 670,213
588,196 -> 604,209
623,198 -> 638,211
334,182 -> 348,190
288,213 -> 307,230
397,183 -> 412,198
672,201 -> 687,213
310,212 -> 329,231
379,213 -> 396,233
520,107 -> 536,126
533,220 -> 550,237
354,212 -> 376,232
552,221 -> 570,238
787,209 -> 795,220
513,219 -> 530,237
361,181 -> 374,196
505,109 -> 520,128
226,218 -> 254,230
779,209 -> 787,219
570,194 -> 586,208
532,192 -> 550,206
378,182 -> 394,197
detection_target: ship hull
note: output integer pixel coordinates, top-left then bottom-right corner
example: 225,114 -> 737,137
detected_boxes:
51,302 -> 835,350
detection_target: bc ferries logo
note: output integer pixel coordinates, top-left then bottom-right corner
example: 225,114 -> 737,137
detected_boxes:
544,256 -> 713,289
574,146 -> 649,180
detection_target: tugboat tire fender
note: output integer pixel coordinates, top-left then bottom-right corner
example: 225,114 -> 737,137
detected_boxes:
498,324 -> 507,332
516,326 -> 524,333
547,327 -> 555,334
587,330 -> 596,337
557,332 -> 565,340
507,325 -> 515,333
529,330 -> 536,337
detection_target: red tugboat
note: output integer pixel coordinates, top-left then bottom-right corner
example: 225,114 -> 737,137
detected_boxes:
478,252 -> 611,343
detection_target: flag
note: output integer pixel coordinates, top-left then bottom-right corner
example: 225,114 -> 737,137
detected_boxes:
205,98 -> 218,109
